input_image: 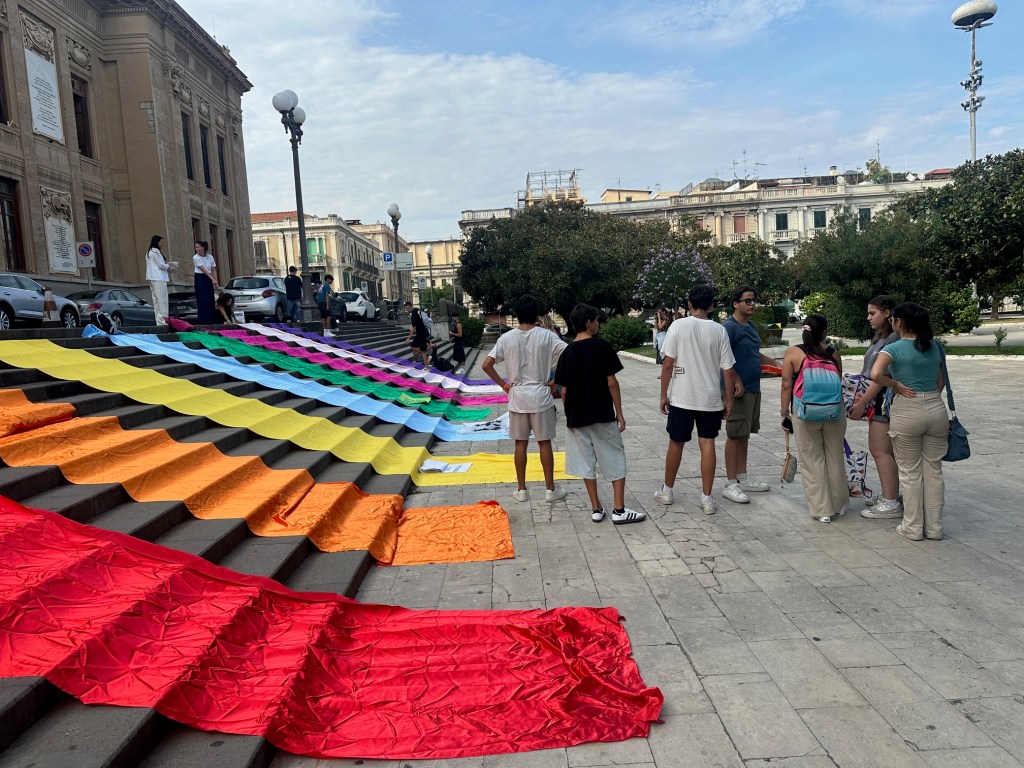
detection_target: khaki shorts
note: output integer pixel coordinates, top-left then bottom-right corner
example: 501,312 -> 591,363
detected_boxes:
509,407 -> 557,441
565,422 -> 627,481
726,391 -> 761,439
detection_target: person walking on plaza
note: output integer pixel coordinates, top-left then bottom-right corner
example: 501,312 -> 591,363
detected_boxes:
192,240 -> 218,324
449,310 -> 466,374
722,286 -> 778,504
869,302 -> 947,541
483,294 -> 568,503
144,235 -> 174,325
654,306 -> 670,365
655,284 -> 737,516
284,265 -> 303,322
315,274 -> 335,336
780,313 -> 848,523
404,300 -> 431,368
555,303 -> 645,525
851,295 -> 903,519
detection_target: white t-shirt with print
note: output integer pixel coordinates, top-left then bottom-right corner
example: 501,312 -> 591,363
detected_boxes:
488,326 -> 567,414
662,316 -> 736,411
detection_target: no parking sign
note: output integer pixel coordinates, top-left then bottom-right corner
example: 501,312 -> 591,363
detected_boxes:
76,241 -> 96,268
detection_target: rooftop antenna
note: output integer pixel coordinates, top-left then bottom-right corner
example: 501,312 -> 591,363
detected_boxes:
733,149 -> 766,180
799,156 -> 808,176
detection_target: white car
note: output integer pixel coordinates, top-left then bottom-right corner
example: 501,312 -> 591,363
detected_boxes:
339,290 -> 378,321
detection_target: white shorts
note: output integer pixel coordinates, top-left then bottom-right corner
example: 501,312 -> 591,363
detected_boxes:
508,407 -> 557,441
565,422 -> 627,481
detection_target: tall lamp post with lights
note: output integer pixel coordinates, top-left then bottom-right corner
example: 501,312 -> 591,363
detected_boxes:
425,244 -> 434,312
952,0 -> 998,162
272,89 -> 314,318
387,203 -> 401,303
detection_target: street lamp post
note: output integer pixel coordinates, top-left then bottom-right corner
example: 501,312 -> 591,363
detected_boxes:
272,89 -> 314,319
952,1 -> 998,162
387,203 -> 401,303
425,244 -> 434,313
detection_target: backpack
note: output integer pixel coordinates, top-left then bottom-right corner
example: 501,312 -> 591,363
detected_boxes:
793,348 -> 843,422
90,311 -> 118,334
315,284 -> 328,306
433,355 -> 454,372
422,312 -> 434,335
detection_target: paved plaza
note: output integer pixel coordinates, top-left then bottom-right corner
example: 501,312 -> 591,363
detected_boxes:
275,352 -> 1024,768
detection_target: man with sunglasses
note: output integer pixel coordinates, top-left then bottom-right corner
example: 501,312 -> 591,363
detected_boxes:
722,286 -> 779,504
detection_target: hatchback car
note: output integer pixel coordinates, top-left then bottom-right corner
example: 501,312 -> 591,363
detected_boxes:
339,290 -> 378,321
66,289 -> 156,328
223,276 -> 287,321
0,273 -> 80,329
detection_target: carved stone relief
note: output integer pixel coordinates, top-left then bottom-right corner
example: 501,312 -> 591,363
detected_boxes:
165,64 -> 192,105
230,110 -> 241,138
197,97 -> 210,119
66,37 -> 92,69
20,13 -> 54,61
40,186 -> 72,221
0,0 -> 8,25
215,110 -> 226,131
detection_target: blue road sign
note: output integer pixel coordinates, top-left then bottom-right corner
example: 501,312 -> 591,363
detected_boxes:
383,252 -> 394,262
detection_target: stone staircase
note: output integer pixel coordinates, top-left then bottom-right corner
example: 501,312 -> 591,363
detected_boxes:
0,323 -> 476,767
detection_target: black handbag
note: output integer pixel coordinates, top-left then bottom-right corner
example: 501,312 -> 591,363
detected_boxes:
941,356 -> 970,462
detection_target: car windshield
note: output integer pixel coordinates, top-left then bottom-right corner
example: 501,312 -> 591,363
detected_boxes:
340,292 -> 360,301
66,291 -> 102,300
225,278 -> 269,290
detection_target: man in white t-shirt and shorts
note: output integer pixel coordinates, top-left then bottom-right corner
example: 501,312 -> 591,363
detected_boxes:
655,284 -> 738,516
482,294 -> 568,503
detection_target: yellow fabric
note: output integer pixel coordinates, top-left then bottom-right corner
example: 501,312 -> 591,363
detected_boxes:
0,340 -> 566,486
0,407 -> 514,565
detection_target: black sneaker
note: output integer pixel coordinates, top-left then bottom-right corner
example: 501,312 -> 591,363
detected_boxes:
611,508 -> 646,525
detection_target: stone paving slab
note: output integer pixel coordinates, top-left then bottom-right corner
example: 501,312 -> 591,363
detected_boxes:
309,353 -> 1024,767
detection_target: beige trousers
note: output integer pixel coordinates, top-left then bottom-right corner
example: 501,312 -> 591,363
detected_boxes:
888,391 -> 947,539
794,416 -> 848,519
149,280 -> 169,325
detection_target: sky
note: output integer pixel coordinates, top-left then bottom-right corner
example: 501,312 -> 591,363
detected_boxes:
178,0 -> 1023,240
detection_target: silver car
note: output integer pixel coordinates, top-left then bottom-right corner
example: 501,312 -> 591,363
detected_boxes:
223,276 -> 287,321
0,273 -> 80,329
66,289 -> 156,328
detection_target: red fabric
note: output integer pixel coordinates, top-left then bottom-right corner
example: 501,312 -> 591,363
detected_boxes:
166,316 -> 194,332
0,496 -> 662,759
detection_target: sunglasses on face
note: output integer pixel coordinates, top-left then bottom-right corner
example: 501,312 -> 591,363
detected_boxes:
738,298 -> 757,305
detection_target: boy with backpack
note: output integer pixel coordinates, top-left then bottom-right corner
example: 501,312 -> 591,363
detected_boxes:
780,312 -> 848,523
315,275 -> 335,336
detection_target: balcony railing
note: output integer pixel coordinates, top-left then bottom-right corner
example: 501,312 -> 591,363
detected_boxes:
770,229 -> 799,242
727,232 -> 755,243
461,208 -> 514,221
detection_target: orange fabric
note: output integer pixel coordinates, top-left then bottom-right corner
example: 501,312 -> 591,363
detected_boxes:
0,397 -> 514,565
0,389 -> 75,438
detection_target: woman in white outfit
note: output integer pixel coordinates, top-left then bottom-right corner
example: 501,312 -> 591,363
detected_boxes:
145,235 -> 174,325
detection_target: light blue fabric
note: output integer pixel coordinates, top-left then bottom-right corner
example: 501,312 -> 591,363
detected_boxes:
102,332 -> 506,442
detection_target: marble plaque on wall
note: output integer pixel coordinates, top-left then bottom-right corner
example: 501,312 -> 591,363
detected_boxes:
41,187 -> 76,273
25,49 -> 64,143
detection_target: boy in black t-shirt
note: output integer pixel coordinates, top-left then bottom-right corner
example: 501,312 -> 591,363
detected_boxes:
554,303 -> 645,525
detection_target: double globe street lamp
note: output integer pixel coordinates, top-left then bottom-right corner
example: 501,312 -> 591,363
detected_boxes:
272,89 -> 314,319
387,203 -> 401,303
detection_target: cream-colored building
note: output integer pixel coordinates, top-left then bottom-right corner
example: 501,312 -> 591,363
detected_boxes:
250,211 -> 384,298
460,170 -> 954,258
407,238 -> 472,311
348,219 -> 412,303
0,0 -> 253,295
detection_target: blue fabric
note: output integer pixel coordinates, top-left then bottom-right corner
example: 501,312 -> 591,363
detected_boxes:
102,332 -> 506,442
723,317 -> 763,393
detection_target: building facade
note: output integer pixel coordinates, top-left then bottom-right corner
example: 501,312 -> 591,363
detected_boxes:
460,170 -> 953,257
250,211 -> 384,299
0,0 -> 253,296
348,219 -> 412,303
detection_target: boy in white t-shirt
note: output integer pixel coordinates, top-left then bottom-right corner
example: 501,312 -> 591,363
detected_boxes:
482,295 -> 567,503
656,284 -> 738,516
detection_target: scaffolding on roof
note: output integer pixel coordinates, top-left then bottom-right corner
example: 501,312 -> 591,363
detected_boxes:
516,169 -> 585,208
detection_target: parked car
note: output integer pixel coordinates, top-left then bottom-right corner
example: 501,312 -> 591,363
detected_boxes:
339,290 -> 378,321
222,276 -> 287,321
66,289 -> 156,328
484,322 -> 512,335
168,291 -> 199,322
0,273 -> 80,329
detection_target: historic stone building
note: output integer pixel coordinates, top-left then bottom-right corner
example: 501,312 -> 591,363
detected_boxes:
250,211 -> 384,299
0,0 -> 253,295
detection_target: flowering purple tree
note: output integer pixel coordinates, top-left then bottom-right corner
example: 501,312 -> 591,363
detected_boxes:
633,245 -> 713,310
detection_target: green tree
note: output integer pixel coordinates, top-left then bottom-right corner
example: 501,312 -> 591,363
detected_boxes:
865,157 -> 892,184
790,207 -> 943,338
895,150 -> 1024,319
417,286 -> 456,311
458,201 -> 684,326
707,237 -> 794,308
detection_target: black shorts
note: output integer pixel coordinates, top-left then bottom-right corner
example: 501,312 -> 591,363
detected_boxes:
318,305 -> 331,320
411,332 -> 428,351
666,405 -> 722,443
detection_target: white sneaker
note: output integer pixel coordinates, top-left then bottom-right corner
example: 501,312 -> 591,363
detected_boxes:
611,508 -> 646,525
861,499 -> 903,519
544,486 -> 567,502
513,489 -> 529,503
654,488 -> 674,506
455,368 -> 465,375
739,477 -> 770,493
723,483 -> 750,504
701,498 -> 718,516
591,508 -> 606,522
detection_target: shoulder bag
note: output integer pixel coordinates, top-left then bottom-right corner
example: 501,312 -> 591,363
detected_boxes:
941,354 -> 970,462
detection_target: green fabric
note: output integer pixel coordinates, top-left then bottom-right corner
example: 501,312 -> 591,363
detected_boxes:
178,332 -> 490,421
